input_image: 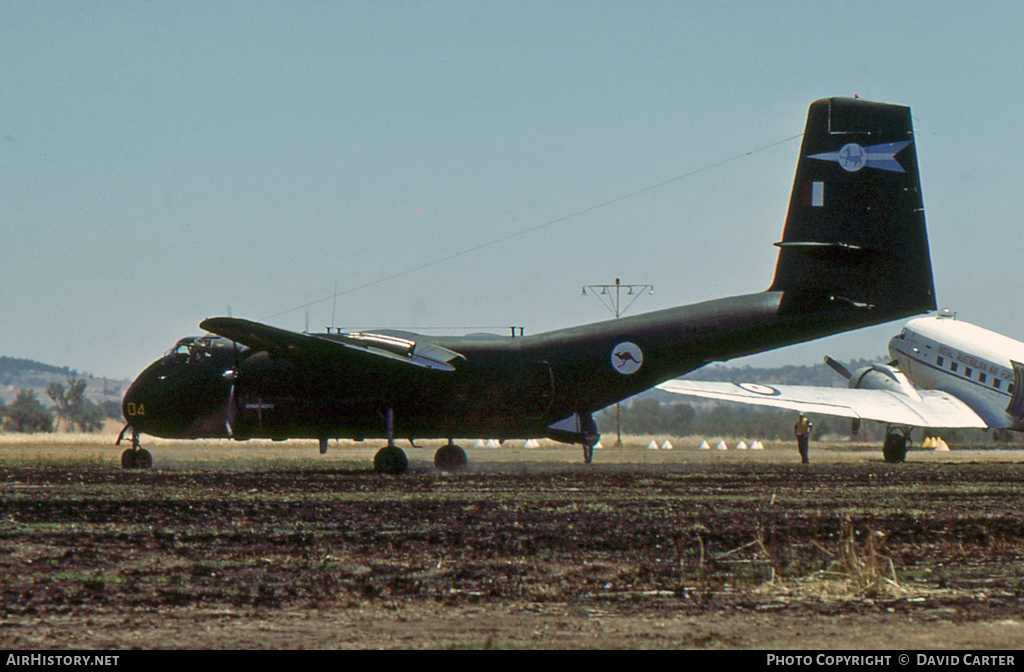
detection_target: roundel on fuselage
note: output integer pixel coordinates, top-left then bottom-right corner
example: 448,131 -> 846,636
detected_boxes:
611,342 -> 643,375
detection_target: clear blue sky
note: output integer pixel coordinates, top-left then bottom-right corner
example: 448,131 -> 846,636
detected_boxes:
3,1 -> 1023,379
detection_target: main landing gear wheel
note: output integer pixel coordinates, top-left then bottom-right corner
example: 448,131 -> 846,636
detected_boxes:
434,442 -> 468,472
374,445 -> 409,475
882,429 -> 909,463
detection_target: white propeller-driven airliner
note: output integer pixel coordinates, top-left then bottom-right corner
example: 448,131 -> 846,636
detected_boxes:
658,310 -> 1024,462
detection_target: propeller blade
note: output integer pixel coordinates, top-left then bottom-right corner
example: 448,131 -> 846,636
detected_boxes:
225,381 -> 237,438
824,356 -> 852,380
224,336 -> 239,436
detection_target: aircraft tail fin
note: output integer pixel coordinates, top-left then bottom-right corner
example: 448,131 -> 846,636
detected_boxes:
770,97 -> 935,317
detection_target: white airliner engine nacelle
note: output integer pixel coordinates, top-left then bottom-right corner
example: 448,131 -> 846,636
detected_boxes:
848,364 -> 921,401
823,356 -> 922,437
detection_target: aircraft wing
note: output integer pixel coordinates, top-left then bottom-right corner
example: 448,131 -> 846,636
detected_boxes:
200,317 -> 465,372
657,380 -> 989,429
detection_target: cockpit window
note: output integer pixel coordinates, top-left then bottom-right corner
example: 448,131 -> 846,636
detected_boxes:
164,336 -> 234,365
165,337 -> 197,361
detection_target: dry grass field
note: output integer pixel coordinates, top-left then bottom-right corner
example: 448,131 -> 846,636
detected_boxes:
2,432 -> 1024,649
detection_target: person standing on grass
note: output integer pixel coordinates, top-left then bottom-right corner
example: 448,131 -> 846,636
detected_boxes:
794,412 -> 812,464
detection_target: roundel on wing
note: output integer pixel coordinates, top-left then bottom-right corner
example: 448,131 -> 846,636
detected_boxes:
739,383 -> 781,396
611,342 -> 643,375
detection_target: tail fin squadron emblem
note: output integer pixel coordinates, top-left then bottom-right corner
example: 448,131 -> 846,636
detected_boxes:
612,342 -> 643,375
808,141 -> 910,173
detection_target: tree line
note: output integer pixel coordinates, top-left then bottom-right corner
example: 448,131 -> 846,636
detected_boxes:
0,378 -> 120,433
595,398 -> 833,440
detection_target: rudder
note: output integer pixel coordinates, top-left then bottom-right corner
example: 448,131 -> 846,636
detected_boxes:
770,97 -> 935,317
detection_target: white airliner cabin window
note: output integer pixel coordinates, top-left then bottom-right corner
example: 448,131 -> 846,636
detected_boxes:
979,372 -> 987,383
937,356 -> 944,366
965,367 -> 973,378
951,363 -> 958,373
994,379 -> 1001,389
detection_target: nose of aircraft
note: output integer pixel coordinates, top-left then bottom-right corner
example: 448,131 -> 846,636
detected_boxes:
121,351 -> 235,439
122,366 -> 156,433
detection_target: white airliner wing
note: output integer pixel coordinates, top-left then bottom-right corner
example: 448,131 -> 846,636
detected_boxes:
657,380 -> 989,429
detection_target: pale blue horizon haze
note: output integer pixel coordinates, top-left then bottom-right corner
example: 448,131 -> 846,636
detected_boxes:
3,1 -> 1023,382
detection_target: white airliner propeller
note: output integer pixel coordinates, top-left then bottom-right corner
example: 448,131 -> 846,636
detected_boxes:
824,356 -> 852,381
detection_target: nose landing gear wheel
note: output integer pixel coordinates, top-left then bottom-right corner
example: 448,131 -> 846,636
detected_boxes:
117,426 -> 153,469
120,448 -> 153,470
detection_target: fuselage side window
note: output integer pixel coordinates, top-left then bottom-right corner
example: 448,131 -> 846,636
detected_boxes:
937,356 -> 944,367
965,367 -> 973,378
951,362 -> 958,373
979,372 -> 987,384
994,379 -> 1001,389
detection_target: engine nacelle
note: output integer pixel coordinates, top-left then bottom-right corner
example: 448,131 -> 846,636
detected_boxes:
848,363 -> 921,401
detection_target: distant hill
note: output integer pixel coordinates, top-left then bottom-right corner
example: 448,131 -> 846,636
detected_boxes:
0,356 -> 74,378
0,356 -> 130,407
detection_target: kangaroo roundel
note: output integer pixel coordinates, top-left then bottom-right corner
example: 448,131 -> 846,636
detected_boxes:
611,342 -> 643,375
837,143 -> 867,171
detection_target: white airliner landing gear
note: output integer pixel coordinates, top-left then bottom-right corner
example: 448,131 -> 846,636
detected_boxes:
373,408 -> 408,474
434,439 -> 468,472
883,426 -> 911,463
116,426 -> 153,470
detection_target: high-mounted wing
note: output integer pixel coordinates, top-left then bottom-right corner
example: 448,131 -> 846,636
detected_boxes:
200,317 -> 465,372
657,380 -> 989,429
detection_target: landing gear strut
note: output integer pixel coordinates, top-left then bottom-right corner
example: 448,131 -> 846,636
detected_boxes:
116,426 -> 153,470
373,408 -> 408,475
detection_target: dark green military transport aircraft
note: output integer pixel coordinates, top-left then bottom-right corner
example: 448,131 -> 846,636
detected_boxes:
119,97 -> 935,473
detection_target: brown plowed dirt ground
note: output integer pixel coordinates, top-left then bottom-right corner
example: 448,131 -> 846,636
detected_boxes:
2,436 -> 1024,649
